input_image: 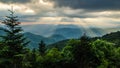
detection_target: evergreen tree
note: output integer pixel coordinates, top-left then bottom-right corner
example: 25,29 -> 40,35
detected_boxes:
0,10 -> 29,68
39,40 -> 46,56
30,48 -> 37,68
72,34 -> 95,68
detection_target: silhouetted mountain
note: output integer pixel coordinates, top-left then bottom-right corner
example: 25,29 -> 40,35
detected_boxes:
48,34 -> 66,41
22,24 -> 81,37
47,39 -> 69,50
22,24 -> 120,38
53,28 -> 83,39
23,26 -> 108,49
24,32 -> 45,48
1,24 -> 119,49
102,31 -> 120,40
102,31 -> 120,46
0,27 -> 5,40
0,27 -> 5,35
22,24 -> 56,37
0,31 -> 66,49
56,24 -> 80,29
24,32 -> 66,49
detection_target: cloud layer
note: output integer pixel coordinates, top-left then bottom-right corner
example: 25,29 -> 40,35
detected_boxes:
49,0 -> 120,10
0,0 -> 31,4
0,0 -> 120,29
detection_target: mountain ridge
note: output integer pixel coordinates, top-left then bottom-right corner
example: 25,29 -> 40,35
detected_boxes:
48,31 -> 120,49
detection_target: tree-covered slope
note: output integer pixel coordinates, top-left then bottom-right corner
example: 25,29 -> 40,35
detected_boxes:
48,31 -> 120,49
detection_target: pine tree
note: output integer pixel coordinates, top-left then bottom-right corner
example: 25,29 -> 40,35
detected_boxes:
30,48 -> 37,68
39,40 -> 46,56
72,34 -> 94,68
0,10 -> 29,68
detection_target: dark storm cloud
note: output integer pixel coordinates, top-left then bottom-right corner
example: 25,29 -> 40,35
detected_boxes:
49,0 -> 120,10
0,0 -> 31,4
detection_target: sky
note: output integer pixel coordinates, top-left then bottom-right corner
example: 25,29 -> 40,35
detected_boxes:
0,0 -> 120,28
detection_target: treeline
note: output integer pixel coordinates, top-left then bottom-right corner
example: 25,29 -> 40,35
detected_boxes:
0,11 -> 120,68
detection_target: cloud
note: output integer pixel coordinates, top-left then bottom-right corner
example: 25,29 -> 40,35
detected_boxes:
60,17 -> 75,22
0,0 -> 31,4
0,0 -> 120,30
49,0 -> 120,11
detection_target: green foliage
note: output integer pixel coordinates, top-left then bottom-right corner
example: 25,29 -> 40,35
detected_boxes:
91,39 -> 120,68
45,48 -> 62,62
61,45 -> 73,61
37,48 -> 62,68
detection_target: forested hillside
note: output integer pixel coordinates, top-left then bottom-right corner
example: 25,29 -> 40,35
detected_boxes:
102,31 -> 120,46
48,31 -> 120,49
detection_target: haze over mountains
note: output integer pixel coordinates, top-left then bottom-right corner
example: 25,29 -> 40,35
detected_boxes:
0,24 -> 120,48
22,24 -> 120,37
